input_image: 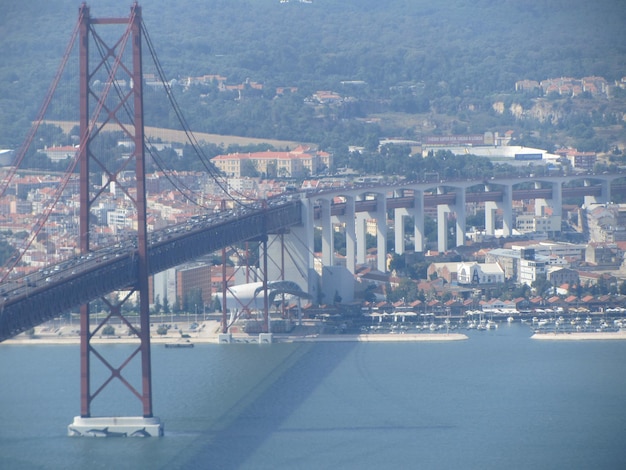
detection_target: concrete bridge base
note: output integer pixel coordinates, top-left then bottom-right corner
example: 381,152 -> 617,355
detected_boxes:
259,333 -> 273,343
218,333 -> 232,343
68,416 -> 163,437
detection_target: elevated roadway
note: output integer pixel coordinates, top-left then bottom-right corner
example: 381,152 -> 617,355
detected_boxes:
308,174 -> 625,216
322,184 -> 621,215
0,198 -> 302,341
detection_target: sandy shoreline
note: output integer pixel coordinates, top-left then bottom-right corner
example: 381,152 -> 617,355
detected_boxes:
7,321 -> 626,344
1,320 -> 468,345
1,332 -> 469,345
531,330 -> 626,341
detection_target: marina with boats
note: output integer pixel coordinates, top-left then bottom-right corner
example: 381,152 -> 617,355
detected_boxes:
352,306 -> 626,340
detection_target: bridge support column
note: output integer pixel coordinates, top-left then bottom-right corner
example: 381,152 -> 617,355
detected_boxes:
534,181 -> 562,235
433,187 -> 468,249
485,201 -> 496,236
262,235 -> 270,333
484,184 -> 513,237
502,185 -> 513,237
436,185 -> 450,252
374,193 -> 387,272
551,181 -> 563,218
69,4 -> 162,437
584,179 -> 611,207
413,190 -> 425,253
394,208 -> 408,255
268,195 -> 317,305
356,213 -> 367,265
535,181 -> 563,218
68,417 -> 163,438
394,189 -> 424,253
345,198 -> 356,273
337,196 -> 356,273
319,198 -> 334,268
454,189 -> 466,247
437,204 -> 449,253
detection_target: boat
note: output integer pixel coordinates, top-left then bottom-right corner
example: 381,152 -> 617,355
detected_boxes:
165,341 -> 194,348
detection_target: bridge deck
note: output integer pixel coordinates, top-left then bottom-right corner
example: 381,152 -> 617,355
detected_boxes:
0,199 -> 302,342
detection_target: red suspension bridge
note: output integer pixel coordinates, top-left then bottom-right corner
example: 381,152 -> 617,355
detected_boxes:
0,3 -> 624,437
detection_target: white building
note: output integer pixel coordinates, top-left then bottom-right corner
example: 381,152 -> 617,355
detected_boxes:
519,258 -> 548,286
515,214 -> 561,236
42,145 -> 79,162
106,208 -> 133,229
0,149 -> 15,166
457,262 -> 505,285
508,241 -> 585,261
227,177 -> 258,193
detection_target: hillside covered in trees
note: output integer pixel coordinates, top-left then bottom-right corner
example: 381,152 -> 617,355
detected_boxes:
1,0 -> 625,155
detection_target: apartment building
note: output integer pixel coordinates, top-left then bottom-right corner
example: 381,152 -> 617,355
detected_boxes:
212,146 -> 331,178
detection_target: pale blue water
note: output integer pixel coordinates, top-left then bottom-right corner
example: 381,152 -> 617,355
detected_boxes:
1,324 -> 625,469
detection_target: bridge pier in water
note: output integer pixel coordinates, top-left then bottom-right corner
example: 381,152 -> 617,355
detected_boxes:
67,3 -> 162,437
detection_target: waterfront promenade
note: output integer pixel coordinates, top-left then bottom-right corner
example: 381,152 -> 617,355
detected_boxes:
1,319 -> 468,345
6,317 -> 626,345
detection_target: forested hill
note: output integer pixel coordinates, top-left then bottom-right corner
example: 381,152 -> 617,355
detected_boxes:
1,0 -> 625,148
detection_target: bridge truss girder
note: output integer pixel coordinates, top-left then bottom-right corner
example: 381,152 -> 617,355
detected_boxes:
0,201 -> 303,342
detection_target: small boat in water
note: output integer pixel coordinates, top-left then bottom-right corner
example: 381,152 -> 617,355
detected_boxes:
165,341 -> 194,348
486,320 -> 498,330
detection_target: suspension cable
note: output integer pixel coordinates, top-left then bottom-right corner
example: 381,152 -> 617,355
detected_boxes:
89,25 -> 214,211
1,14 -> 136,279
0,12 -> 82,199
141,20 -> 258,206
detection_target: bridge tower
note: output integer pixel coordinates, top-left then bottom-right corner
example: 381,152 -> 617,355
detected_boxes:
68,3 -> 162,437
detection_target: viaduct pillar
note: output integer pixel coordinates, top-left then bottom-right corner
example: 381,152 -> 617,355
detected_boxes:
485,183 -> 513,237
584,179 -> 611,207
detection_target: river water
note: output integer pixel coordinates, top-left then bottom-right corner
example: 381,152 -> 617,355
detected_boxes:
1,323 -> 625,469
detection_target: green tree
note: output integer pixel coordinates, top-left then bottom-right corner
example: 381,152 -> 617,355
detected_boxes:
153,294 -> 162,315
531,275 -> 552,297
240,159 -> 260,177
0,238 -> 16,266
387,278 -> 420,303
102,325 -> 115,336
184,287 -> 203,312
211,295 -> 222,313
466,209 -> 486,231
388,253 -> 405,273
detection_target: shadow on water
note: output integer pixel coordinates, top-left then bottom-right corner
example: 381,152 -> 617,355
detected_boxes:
176,341 -> 358,469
